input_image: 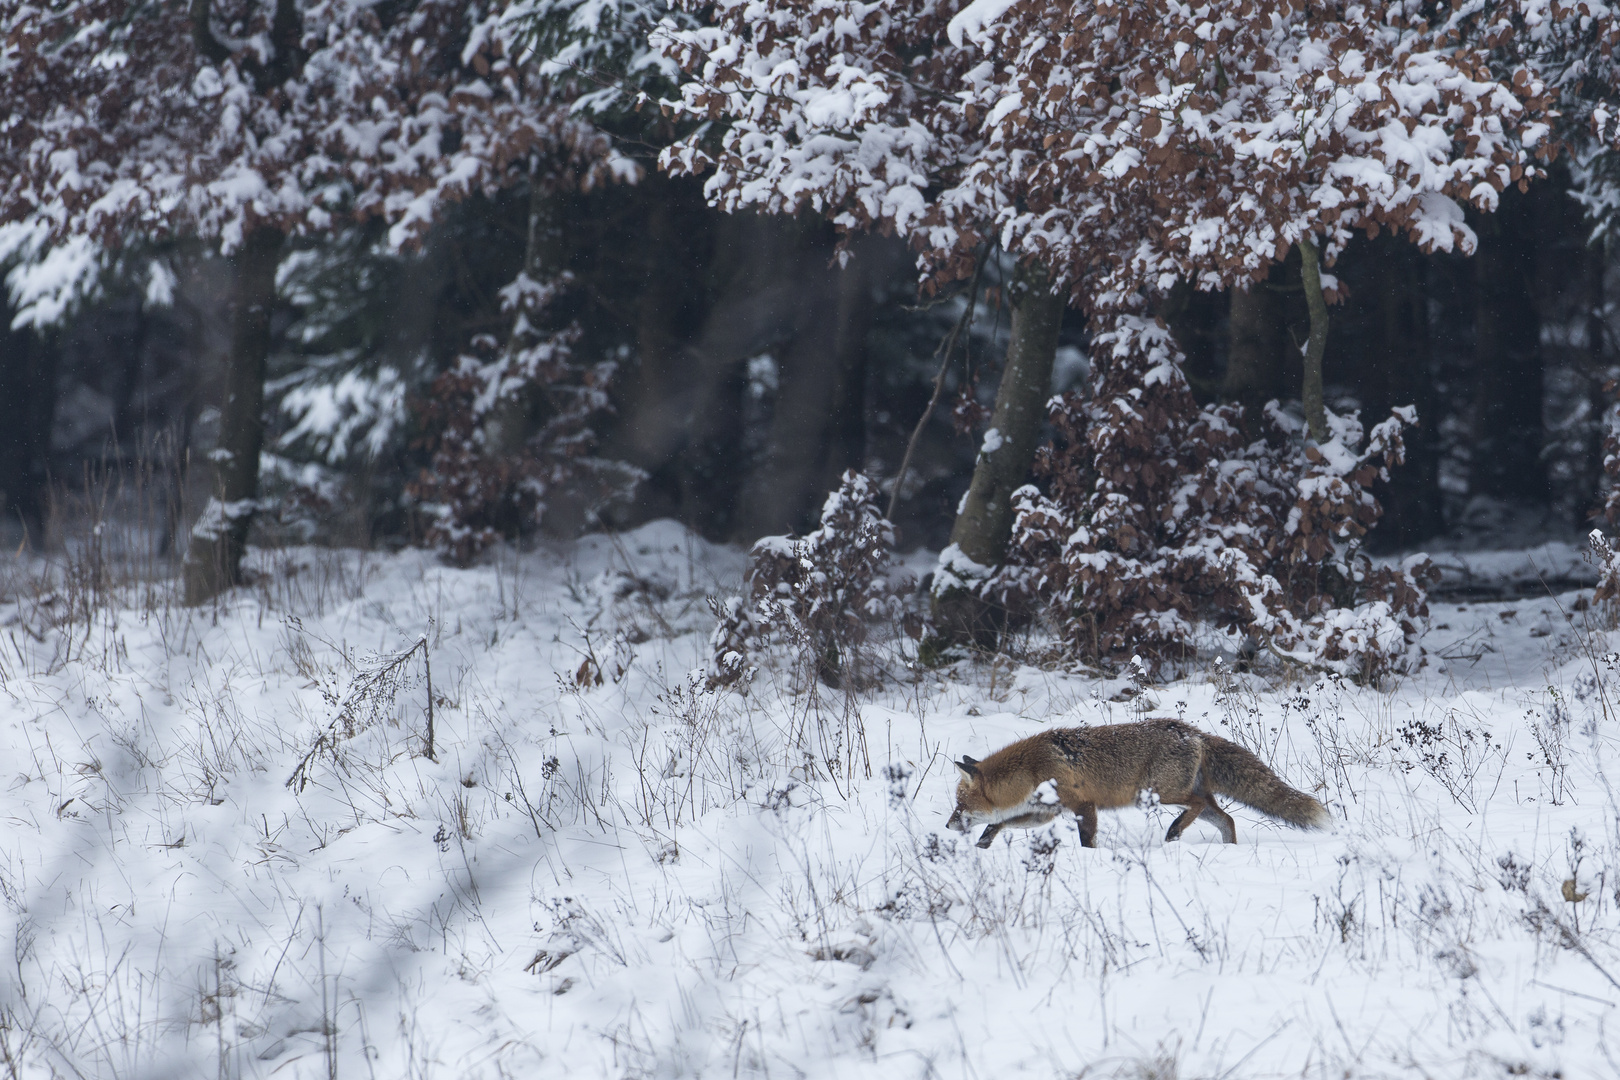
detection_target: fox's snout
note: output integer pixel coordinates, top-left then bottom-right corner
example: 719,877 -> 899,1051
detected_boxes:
945,807 -> 967,832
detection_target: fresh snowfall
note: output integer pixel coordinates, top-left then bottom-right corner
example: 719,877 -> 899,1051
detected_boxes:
1,523 -> 1617,1079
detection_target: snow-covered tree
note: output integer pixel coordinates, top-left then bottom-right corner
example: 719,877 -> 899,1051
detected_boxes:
654,0 -> 1071,643
0,0 -> 622,598
654,0 -> 1620,669
945,0 -> 1620,437
503,0 -> 689,123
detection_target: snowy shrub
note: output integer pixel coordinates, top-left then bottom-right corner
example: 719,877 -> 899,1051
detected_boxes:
504,0 -> 692,121
261,242 -> 416,539
408,272 -> 638,564
278,366 -> 407,467
741,471 -> 910,689
1586,378 -> 1620,614
1589,383 -> 1620,610
1590,529 -> 1620,608
996,313 -> 1435,681
705,594 -> 762,690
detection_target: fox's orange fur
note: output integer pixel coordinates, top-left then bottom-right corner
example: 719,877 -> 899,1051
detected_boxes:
946,719 -> 1331,848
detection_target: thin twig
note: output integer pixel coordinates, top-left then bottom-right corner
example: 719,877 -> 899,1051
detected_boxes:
422,637 -> 436,762
887,243 -> 991,522
1536,561 -> 1613,727
287,637 -> 435,792
1547,904 -> 1620,995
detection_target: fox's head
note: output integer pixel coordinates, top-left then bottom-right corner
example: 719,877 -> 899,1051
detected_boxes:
947,756 -> 1058,841
945,756 -> 995,833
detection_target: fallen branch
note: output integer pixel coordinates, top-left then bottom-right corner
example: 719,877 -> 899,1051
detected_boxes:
288,635 -> 436,793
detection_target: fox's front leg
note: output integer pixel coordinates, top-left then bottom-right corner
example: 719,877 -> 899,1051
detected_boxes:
1055,785 -> 1099,847
975,822 -> 1004,848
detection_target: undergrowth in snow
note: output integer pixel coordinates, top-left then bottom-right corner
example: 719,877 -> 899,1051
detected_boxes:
2,521 -> 1620,1078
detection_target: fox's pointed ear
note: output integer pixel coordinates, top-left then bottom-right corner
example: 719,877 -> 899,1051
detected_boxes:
955,756 -> 980,779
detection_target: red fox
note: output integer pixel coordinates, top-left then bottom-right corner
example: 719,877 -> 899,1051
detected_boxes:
946,719 -> 1331,848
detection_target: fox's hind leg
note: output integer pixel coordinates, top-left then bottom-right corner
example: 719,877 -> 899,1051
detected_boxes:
1198,801 -> 1237,844
1164,798 -> 1207,842
1075,803 -> 1097,848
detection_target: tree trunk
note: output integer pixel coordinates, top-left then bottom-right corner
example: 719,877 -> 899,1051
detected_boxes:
184,227 -> 283,604
925,262 -> 1064,655
817,252 -> 872,505
614,181 -> 691,474
1520,165 -> 1600,528
1158,278 -> 1223,402
734,236 -> 873,538
1298,237 -> 1330,443
1223,273 -> 1288,425
1586,238 -> 1609,524
601,183 -> 758,539
1468,193 -> 1543,503
0,317 -> 58,547
114,299 -> 150,454
1360,236 -> 1440,548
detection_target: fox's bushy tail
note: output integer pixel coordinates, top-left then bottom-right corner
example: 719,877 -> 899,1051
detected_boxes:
1203,738 -> 1332,829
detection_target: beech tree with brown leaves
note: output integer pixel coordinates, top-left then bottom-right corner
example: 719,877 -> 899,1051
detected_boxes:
942,0 -> 1619,670
655,0 -> 1073,648
943,0 -> 1617,435
655,0 -> 1620,671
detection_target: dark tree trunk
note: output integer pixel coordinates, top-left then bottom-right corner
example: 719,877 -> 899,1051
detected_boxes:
1298,238 -> 1331,443
817,251 -> 872,505
1469,193 -> 1545,504
184,227 -> 284,604
1585,241 -> 1609,525
1159,278 -> 1224,403
616,183 -> 692,472
114,300 -> 150,453
1522,166 -> 1606,528
1223,270 -> 1289,425
602,182 -> 757,539
926,262 -> 1064,654
0,317 -> 58,546
1360,236 -> 1442,547
734,237 -> 874,538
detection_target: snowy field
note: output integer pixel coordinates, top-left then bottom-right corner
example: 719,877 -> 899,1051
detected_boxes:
2,521 -> 1619,1078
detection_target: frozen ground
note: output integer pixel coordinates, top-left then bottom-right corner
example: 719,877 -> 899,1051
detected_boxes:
2,521 -> 1619,1078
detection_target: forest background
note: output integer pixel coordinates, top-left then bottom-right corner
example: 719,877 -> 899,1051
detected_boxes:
1,0 -> 1618,637
8,5 -> 1620,1074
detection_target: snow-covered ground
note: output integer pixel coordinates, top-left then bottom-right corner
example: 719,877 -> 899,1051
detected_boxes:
2,522 -> 1619,1078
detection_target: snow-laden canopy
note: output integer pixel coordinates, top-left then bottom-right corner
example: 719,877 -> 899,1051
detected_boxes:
0,0 -> 630,273
655,0 -> 1620,307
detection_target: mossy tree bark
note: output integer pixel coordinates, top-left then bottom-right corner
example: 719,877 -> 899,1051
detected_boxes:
924,262 -> 1064,656
1298,236 -> 1330,443
184,227 -> 284,604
